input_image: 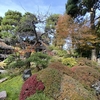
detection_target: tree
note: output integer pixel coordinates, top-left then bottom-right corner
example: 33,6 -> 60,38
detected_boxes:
16,12 -> 37,41
45,14 -> 59,34
0,16 -> 3,33
66,0 -> 100,60
45,14 -> 60,45
72,25 -> 98,57
1,10 -> 22,39
66,0 -> 79,18
55,14 -> 73,49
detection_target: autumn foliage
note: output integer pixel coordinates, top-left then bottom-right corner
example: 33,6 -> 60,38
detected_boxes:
56,14 -> 72,38
55,14 -> 74,47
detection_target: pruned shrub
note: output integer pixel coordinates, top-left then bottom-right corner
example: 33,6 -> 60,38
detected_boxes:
4,54 -> 25,69
19,74 -> 45,100
37,67 -> 62,99
26,92 -> 53,100
70,66 -> 100,90
57,50 -> 67,57
48,62 -> 72,75
57,74 -> 97,100
62,57 -> 77,67
5,59 -> 25,69
27,52 -> 51,70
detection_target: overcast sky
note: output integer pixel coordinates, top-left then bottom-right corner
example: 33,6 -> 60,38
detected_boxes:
0,0 -> 67,17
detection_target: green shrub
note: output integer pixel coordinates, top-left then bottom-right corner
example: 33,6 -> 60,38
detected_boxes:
4,54 -> 25,69
57,50 -> 67,57
26,92 -> 53,100
48,45 -> 59,51
62,57 -> 77,67
50,56 -> 62,62
5,59 -> 25,69
27,52 -> 51,70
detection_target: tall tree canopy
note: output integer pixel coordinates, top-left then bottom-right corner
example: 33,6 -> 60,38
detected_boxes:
55,14 -> 73,48
0,10 -> 22,39
16,12 -> 37,41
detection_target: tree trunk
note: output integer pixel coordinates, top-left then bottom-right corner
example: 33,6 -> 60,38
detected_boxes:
91,49 -> 97,61
90,8 -> 97,61
90,8 -> 95,29
25,52 -> 31,68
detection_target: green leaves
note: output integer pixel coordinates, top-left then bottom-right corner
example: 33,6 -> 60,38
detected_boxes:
0,10 -> 22,39
45,14 -> 59,33
66,0 -> 78,17
27,52 -> 51,69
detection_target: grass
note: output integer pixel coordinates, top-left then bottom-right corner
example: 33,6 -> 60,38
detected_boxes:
0,75 -> 23,100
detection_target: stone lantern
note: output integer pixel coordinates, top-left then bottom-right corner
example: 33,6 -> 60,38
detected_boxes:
22,69 -> 32,81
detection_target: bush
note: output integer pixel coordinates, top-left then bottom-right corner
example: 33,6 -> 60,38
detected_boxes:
48,45 -> 59,51
62,57 -> 77,67
26,92 -> 53,100
57,50 -> 67,57
19,74 -> 45,100
4,54 -> 25,69
27,52 -> 51,70
70,66 -> 100,90
5,59 -> 25,69
37,67 -> 62,99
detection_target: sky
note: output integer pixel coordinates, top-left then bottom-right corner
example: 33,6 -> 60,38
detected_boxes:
0,0 -> 67,17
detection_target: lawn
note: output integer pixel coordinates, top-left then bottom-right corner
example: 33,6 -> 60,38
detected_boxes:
0,75 -> 23,100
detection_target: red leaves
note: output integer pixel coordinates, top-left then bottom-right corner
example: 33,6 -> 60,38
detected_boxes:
19,74 -> 45,100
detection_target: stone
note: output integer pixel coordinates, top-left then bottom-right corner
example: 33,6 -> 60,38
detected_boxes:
0,91 -> 7,100
0,77 -> 8,83
91,81 -> 100,95
0,70 -> 7,74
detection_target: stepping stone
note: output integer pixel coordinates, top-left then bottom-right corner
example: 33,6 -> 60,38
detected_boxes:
0,70 -> 7,74
0,91 -> 7,100
0,77 -> 8,83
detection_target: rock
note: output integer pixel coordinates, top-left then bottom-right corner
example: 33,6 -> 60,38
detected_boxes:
0,70 -> 7,74
0,91 -> 7,100
0,77 -> 8,83
92,81 -> 100,95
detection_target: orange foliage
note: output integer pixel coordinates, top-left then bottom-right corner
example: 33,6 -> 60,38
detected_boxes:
14,43 -> 35,56
56,14 -> 73,38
